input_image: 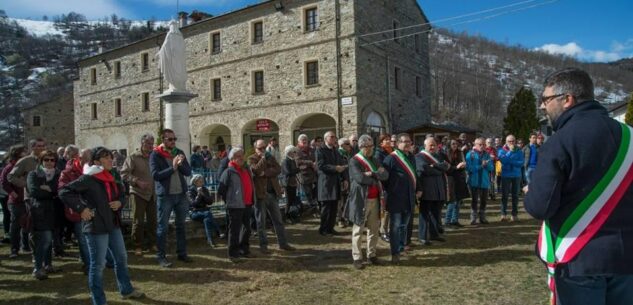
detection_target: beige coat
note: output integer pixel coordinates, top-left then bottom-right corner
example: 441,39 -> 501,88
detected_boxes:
121,150 -> 155,201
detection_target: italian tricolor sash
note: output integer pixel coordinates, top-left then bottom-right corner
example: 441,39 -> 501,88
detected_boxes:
537,123 -> 633,305
419,150 -> 440,164
391,149 -> 416,186
353,152 -> 383,193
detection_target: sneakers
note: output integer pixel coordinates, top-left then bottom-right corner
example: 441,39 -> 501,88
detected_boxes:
157,257 -> 173,268
177,255 -> 193,263
380,233 -> 390,242
208,242 -> 216,248
9,251 -> 18,259
338,221 -> 347,228
218,233 -> 227,240
134,248 -> 143,256
32,269 -> 48,280
499,215 -> 508,222
511,215 -> 519,222
122,290 -> 145,300
352,260 -> 364,270
419,239 -> 432,246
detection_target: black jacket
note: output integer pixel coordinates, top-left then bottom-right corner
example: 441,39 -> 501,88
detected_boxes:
315,145 -> 347,201
59,174 -> 125,235
415,151 -> 449,202
525,101 -> 633,276
27,168 -> 61,231
281,157 -> 299,188
383,150 -> 423,213
188,185 -> 213,211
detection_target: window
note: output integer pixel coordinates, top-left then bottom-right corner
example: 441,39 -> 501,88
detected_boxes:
414,34 -> 421,54
211,32 -> 221,54
394,67 -> 401,90
142,92 -> 150,112
305,7 -> 318,32
253,71 -> 264,94
393,20 -> 399,43
141,53 -> 149,72
114,98 -> 122,117
32,115 -> 41,127
252,21 -> 263,44
114,61 -> 121,78
305,61 -> 319,86
91,103 -> 98,119
211,78 -> 222,100
90,68 -> 97,85
416,76 -> 421,97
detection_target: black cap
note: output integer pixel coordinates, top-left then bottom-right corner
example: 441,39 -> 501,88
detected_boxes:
91,146 -> 112,162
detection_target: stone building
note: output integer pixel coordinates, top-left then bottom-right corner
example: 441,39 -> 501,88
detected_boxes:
22,93 -> 75,150
73,0 -> 432,155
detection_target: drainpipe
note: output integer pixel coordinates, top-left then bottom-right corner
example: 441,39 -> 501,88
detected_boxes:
386,56 -> 393,133
335,0 -> 343,137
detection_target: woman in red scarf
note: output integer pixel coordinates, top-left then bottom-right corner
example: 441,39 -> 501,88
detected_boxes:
60,147 -> 144,305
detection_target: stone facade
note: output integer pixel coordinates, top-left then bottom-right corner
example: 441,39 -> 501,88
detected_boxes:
22,94 -> 75,150
74,0 -> 431,154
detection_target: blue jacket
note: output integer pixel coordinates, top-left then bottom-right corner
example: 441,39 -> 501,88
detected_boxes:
524,101 -> 633,276
465,150 -> 494,189
497,146 -> 524,178
149,148 -> 192,196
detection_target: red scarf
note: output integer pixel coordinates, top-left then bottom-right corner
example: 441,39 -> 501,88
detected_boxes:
72,158 -> 82,173
153,144 -> 177,159
92,170 -> 118,202
229,161 -> 253,206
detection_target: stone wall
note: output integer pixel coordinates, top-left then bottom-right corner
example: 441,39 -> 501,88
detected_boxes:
22,95 -> 75,150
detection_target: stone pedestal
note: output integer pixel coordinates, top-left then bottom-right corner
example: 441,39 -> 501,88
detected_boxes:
157,91 -> 198,157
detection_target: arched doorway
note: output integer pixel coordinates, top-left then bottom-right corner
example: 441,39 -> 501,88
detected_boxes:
242,118 -> 279,155
363,111 -> 387,140
197,124 -> 231,155
291,113 -> 336,144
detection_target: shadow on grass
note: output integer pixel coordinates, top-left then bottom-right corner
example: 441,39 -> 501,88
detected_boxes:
397,248 -> 534,267
0,296 -> 191,305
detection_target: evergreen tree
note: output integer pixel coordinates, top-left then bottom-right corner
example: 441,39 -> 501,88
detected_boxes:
625,93 -> 633,127
503,86 -> 540,142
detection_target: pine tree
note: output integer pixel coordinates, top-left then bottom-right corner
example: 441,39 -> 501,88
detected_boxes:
625,93 -> 633,127
503,86 -> 540,142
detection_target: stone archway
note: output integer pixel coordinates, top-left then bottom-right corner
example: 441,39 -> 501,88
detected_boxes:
290,113 -> 336,145
197,124 -> 232,153
241,118 -> 279,155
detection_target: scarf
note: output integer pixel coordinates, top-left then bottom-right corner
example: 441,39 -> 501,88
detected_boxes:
153,144 -> 178,159
84,165 -> 119,202
338,148 -> 349,159
229,161 -> 253,205
42,166 -> 56,182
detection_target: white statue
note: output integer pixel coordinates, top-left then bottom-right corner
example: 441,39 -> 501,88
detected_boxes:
157,20 -> 187,93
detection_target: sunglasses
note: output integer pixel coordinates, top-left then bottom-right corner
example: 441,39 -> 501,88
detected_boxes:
43,158 -> 56,162
163,137 -> 177,142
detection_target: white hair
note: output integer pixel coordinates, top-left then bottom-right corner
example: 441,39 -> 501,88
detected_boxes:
228,146 -> 244,160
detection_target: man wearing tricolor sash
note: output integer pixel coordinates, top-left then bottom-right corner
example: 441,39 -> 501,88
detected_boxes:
347,135 -> 389,269
524,68 -> 633,305
415,137 -> 449,245
382,133 -> 423,264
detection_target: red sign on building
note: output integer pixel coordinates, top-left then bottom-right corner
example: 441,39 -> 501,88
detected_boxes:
256,119 -> 270,132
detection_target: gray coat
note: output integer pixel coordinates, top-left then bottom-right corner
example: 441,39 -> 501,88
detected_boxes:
217,166 -> 256,209
346,155 -> 389,226
315,145 -> 347,201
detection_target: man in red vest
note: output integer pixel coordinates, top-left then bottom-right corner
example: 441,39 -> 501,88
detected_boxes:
524,68 -> 633,305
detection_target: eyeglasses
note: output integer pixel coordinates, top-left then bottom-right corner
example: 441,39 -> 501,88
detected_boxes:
507,140 -> 515,143
43,158 -> 56,162
400,140 -> 412,144
540,93 -> 566,105
163,137 -> 177,142
342,143 -> 350,146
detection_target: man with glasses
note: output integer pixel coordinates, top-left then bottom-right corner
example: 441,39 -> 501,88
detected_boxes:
248,139 -> 294,253
497,135 -> 524,222
525,68 -> 633,304
150,129 -> 192,267
382,133 -> 422,263
121,134 -> 157,257
316,131 -> 348,236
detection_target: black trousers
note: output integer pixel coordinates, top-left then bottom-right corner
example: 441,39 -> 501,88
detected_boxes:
470,187 -> 488,212
227,206 -> 252,258
1,196 -> 10,236
319,200 -> 338,234
420,200 -> 442,240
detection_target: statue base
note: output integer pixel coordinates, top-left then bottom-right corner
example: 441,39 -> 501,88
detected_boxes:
157,90 -> 198,157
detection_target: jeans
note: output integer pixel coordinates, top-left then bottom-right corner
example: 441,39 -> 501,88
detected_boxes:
388,211 -> 410,255
419,200 -> 441,241
131,194 -> 157,249
190,210 -> 220,243
255,193 -> 288,248
156,193 -> 189,258
32,230 -> 52,271
526,167 -> 536,185
445,200 -> 461,224
84,228 -> 134,305
74,222 -> 89,265
555,269 -> 633,305
8,204 -> 30,253
501,177 -> 521,216
227,206 -> 252,258
319,200 -> 338,234
471,187 -> 488,215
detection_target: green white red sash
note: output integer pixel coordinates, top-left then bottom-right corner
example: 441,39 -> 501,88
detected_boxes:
418,150 -> 440,164
537,123 -> 633,305
353,152 -> 383,193
391,149 -> 416,186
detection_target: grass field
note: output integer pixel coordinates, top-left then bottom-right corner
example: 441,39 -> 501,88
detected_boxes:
0,199 -> 548,305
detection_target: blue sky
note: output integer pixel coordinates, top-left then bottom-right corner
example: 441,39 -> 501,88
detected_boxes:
5,0 -> 633,62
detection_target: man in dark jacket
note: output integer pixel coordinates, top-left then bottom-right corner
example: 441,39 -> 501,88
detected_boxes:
383,133 -> 423,263
524,68 -> 633,304
315,131 -> 348,236
416,137 -> 449,245
149,129 -> 192,268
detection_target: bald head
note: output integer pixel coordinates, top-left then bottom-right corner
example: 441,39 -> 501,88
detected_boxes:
324,131 -> 337,147
424,137 -> 437,153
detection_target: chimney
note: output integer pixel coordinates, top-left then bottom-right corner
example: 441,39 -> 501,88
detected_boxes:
178,12 -> 188,27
